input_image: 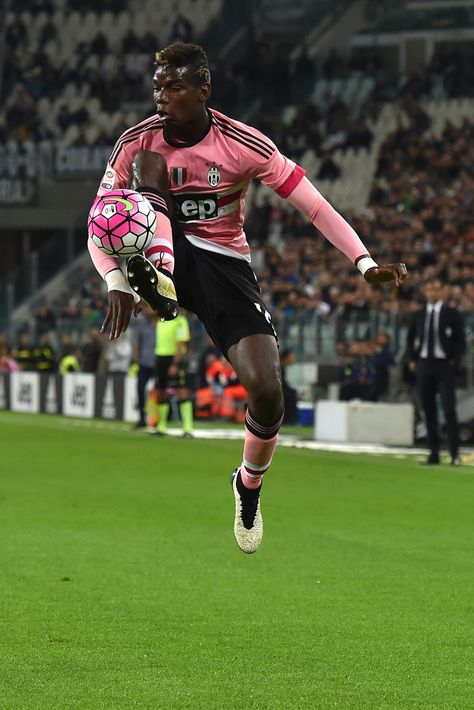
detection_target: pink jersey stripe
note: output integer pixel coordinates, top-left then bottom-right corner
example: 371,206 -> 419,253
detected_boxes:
109,115 -> 162,155
109,119 -> 164,167
212,114 -> 275,157
109,117 -> 162,163
214,125 -> 273,160
275,164 -> 306,199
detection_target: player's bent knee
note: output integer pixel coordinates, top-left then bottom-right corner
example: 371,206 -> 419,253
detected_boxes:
130,150 -> 169,190
247,375 -> 283,409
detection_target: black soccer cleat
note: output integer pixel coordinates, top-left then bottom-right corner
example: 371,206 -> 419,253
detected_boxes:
126,254 -> 178,321
230,468 -> 263,554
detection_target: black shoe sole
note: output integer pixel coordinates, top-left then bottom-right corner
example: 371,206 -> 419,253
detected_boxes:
126,255 -> 178,321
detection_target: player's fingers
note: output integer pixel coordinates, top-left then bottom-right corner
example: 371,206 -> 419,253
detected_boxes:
100,308 -> 112,335
394,263 -> 407,286
113,299 -> 123,339
119,303 -> 132,336
392,266 -> 401,287
110,299 -> 119,340
133,301 -> 143,317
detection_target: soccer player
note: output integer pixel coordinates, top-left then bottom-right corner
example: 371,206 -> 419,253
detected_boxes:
151,310 -> 194,439
88,42 -> 407,554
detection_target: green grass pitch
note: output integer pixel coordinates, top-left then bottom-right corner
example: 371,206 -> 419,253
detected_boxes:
0,411 -> 473,709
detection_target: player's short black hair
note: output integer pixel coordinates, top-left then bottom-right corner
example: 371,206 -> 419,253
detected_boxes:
155,42 -> 211,86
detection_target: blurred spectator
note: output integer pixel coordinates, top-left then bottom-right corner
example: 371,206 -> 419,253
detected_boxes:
170,14 -> 194,43
133,307 -> 157,429
100,332 -> 133,376
35,333 -> 57,372
59,340 -> 81,374
81,329 -> 103,373
0,344 -> 21,373
365,331 -> 396,401
14,333 -> 37,371
338,341 -> 376,401
35,303 -> 56,337
316,153 -> 341,181
197,335 -> 221,387
290,44 -> 315,101
203,355 -> 248,423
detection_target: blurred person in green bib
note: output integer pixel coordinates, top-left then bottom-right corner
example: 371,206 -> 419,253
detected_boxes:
150,311 -> 193,438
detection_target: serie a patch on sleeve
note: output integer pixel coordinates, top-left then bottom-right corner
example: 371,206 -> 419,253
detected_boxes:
100,166 -> 116,191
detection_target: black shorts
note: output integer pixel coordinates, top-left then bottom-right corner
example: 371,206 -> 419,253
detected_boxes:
155,355 -> 188,389
172,223 -> 277,356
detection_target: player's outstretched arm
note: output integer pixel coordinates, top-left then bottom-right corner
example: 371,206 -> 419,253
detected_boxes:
284,177 -> 408,284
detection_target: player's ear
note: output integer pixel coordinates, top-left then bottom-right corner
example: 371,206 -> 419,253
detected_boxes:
198,82 -> 211,102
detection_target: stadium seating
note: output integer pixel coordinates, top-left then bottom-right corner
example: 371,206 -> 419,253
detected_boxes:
2,0 -> 223,146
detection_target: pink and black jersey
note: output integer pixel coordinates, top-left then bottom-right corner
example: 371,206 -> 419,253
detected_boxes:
97,108 -> 306,261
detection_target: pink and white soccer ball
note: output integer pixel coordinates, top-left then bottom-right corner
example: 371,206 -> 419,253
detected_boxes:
88,189 -> 156,257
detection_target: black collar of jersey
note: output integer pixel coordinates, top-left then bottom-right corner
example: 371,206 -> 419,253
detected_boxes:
163,109 -> 213,148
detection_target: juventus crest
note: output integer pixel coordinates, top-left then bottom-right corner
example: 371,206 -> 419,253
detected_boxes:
207,165 -> 221,187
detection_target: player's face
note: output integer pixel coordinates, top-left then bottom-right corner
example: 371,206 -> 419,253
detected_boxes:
424,280 -> 444,303
153,66 -> 209,126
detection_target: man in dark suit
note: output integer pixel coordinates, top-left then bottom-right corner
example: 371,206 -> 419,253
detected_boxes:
406,278 -> 465,465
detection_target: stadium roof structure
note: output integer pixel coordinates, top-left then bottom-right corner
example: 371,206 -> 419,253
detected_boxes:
353,2 -> 474,41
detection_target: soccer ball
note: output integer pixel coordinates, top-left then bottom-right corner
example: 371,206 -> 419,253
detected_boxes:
88,189 -> 156,257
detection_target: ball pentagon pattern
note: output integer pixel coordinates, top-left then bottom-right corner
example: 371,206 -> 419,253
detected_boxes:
88,189 -> 156,257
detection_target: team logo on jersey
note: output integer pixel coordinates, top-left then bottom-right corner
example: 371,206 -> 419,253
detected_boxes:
170,167 -> 187,186
207,165 -> 221,187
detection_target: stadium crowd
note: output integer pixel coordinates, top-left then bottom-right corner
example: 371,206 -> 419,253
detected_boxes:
2,0 -> 473,154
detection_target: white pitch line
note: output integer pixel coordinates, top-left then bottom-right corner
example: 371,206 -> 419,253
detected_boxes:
144,426 -> 471,459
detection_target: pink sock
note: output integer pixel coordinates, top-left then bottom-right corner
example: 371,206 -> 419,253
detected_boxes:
240,410 -> 283,489
138,188 -> 175,274
241,430 -> 279,489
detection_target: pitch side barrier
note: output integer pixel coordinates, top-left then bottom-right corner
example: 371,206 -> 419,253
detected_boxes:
0,372 -> 138,422
0,370 -> 418,447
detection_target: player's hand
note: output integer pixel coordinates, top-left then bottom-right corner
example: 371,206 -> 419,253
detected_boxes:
101,290 -> 136,340
364,263 -> 408,287
133,299 -> 144,317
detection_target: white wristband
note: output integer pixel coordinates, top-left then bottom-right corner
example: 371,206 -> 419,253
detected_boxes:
356,257 -> 378,276
105,269 -> 140,303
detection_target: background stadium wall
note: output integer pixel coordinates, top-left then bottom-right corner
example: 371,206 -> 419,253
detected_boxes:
0,371 -> 139,422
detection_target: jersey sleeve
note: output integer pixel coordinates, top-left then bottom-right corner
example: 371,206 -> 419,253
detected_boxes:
90,136 -> 137,278
96,139 -> 136,196
252,148 -> 306,195
286,176 -> 371,264
240,124 -> 306,195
